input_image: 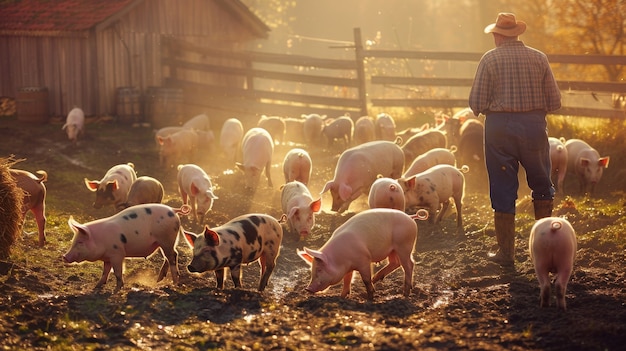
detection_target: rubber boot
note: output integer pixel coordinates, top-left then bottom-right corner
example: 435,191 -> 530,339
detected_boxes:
489,212 -> 515,266
533,199 -> 553,220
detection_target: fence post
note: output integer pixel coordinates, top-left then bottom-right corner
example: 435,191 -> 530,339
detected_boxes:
353,28 -> 368,117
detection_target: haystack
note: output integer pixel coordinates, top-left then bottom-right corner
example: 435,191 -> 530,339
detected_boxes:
0,157 -> 23,259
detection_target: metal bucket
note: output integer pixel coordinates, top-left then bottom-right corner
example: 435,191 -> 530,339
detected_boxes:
116,87 -> 142,124
144,87 -> 183,129
16,87 -> 49,123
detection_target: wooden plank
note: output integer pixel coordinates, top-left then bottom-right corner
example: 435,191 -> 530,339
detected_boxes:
372,76 -> 474,87
163,57 -> 359,87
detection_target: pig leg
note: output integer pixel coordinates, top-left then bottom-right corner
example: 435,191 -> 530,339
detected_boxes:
31,205 -> 46,247
436,200 -> 450,224
453,195 -> 463,229
355,263 -> 375,301
110,258 -> 125,292
555,269 -> 572,311
230,264 -> 243,288
340,271 -> 354,298
258,256 -> 275,292
536,270 -> 551,308
372,252 -> 401,284
157,247 -> 180,285
265,161 -> 273,188
215,269 -> 226,289
95,261 -> 113,290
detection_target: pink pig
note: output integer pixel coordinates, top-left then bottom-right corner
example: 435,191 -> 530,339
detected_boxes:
122,176 -> 164,209
85,163 -> 137,212
549,137 -> 568,195
565,139 -> 610,195
321,140 -> 404,213
367,177 -> 405,211
282,148 -> 312,186
297,208 -> 419,300
236,127 -> 274,190
399,164 -> 465,229
62,204 -> 190,292
62,107 -> 85,144
157,128 -> 198,168
401,129 -> 447,166
177,164 -> 218,223
354,116 -> 376,145
280,181 -> 322,240
219,118 -> 244,164
529,217 -> 577,310
375,113 -> 397,141
10,169 -> 48,246
402,147 -> 457,178
303,113 -> 325,146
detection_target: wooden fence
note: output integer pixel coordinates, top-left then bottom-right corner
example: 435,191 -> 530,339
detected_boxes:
162,28 -> 626,127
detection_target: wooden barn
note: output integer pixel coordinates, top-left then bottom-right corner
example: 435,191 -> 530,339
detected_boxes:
0,0 -> 269,123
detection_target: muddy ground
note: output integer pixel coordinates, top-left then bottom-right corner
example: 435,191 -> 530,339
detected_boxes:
1,116 -> 625,350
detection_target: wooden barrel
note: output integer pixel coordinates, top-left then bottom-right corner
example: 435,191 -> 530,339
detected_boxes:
116,87 -> 142,124
16,87 -> 49,123
144,87 -> 183,128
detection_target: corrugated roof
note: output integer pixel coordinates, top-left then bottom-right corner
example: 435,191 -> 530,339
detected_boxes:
0,0 -> 138,32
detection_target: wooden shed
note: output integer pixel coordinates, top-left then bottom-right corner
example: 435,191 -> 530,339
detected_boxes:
0,0 -> 269,120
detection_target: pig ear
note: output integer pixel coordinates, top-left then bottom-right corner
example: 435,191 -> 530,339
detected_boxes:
303,247 -> 326,264
402,176 -> 416,190
235,163 -> 245,171
320,181 -> 333,194
68,216 -> 90,237
310,198 -> 322,213
297,248 -> 313,266
287,207 -> 299,220
202,226 -> 220,246
183,230 -> 197,247
107,179 -> 119,192
580,158 -> 590,168
84,178 -> 99,191
599,156 -> 610,168
338,183 -> 352,201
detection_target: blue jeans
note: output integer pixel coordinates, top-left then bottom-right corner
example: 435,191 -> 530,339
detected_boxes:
484,112 -> 554,214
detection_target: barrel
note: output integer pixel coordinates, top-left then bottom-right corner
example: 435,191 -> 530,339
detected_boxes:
16,87 -> 49,123
144,87 -> 184,129
116,86 -> 142,124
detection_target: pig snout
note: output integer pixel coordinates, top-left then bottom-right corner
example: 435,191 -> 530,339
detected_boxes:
187,264 -> 200,273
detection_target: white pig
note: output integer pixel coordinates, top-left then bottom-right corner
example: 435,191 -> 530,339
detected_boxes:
219,118 -> 244,164
280,181 -> 322,240
84,163 -> 137,212
183,113 -> 210,131
236,127 -> 274,190
549,137 -> 568,195
354,116 -> 376,145
157,128 -> 199,168
154,126 -> 184,147
297,208 -> 418,300
62,204 -> 190,292
62,107 -> 85,144
401,129 -> 447,166
375,113 -> 397,141
177,164 -> 218,223
121,176 -> 164,208
258,115 -> 286,145
322,115 -> 353,148
402,148 -> 457,178
10,169 -> 48,246
184,213 -> 283,291
565,139 -> 610,195
303,113 -> 325,145
529,217 -> 577,310
399,164 -> 465,229
282,148 -> 312,186
368,177 -> 405,211
321,140 -> 404,213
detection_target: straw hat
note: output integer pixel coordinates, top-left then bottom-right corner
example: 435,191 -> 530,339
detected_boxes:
484,13 -> 526,37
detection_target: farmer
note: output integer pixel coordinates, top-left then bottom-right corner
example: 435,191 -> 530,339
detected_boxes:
469,12 -> 562,266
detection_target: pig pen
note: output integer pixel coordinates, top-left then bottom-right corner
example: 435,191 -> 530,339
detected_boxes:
0,116 -> 625,350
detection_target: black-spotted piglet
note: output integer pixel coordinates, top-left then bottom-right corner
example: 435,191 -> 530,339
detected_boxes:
184,214 -> 283,291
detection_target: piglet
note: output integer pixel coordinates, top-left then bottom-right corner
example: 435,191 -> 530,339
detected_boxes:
184,213 -> 283,291
401,129 -> 447,166
183,113 -> 210,131
322,115 -> 354,148
368,177 -> 405,211
177,164 -> 218,224
549,137 -> 568,195
62,107 -> 85,144
236,127 -> 274,190
402,147 -> 457,178
565,139 -> 609,195
62,204 -> 190,292
303,113 -> 325,146
84,163 -> 137,212
157,128 -> 199,168
354,116 -> 376,145
280,181 -> 322,240
10,169 -> 48,246
399,164 -> 466,230
219,118 -> 244,164
257,115 -> 286,145
282,148 -> 312,186
375,113 -> 396,141
121,176 -> 164,208
297,208 -> 419,300
529,217 -> 577,310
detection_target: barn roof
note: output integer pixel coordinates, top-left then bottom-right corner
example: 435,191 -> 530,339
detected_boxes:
0,0 -> 269,37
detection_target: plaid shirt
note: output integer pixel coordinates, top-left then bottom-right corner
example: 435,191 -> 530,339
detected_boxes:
469,40 -> 561,115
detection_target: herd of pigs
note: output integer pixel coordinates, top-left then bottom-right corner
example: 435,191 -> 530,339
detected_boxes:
10,107 -> 610,309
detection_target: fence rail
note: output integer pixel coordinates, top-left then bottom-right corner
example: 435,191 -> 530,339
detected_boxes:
161,28 -> 626,124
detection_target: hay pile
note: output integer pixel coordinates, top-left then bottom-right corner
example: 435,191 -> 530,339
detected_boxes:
0,157 -> 23,259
